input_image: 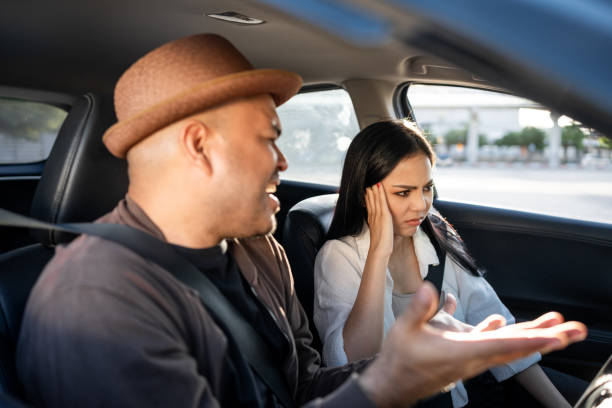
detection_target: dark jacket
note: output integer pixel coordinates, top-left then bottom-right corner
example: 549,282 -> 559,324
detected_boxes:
17,197 -> 373,407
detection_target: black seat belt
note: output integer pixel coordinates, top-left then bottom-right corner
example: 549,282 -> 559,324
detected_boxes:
424,225 -> 446,297
0,208 -> 294,408
421,219 -> 454,407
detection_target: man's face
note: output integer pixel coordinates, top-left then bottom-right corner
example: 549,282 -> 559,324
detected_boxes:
210,94 -> 288,238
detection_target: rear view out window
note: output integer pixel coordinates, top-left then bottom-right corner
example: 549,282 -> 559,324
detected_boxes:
276,88 -> 360,185
0,98 -> 67,165
407,84 -> 612,224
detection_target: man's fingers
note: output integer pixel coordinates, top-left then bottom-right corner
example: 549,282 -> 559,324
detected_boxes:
441,292 -> 457,315
526,321 -> 587,354
510,312 -> 565,331
473,314 -> 506,332
449,320 -> 588,366
491,312 -> 565,336
398,282 -> 439,329
547,321 -> 588,347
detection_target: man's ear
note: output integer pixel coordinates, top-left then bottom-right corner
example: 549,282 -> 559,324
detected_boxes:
179,119 -> 214,174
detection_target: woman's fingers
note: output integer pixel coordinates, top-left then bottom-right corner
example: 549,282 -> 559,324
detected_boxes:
376,183 -> 384,217
366,183 -> 394,257
377,182 -> 391,218
376,183 -> 394,235
365,187 -> 373,220
366,187 -> 378,224
368,186 -> 378,218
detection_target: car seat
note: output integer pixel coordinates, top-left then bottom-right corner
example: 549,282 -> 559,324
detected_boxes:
0,93 -> 127,403
281,194 -> 338,355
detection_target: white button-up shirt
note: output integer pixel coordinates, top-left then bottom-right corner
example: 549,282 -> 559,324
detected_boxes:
313,224 -> 540,407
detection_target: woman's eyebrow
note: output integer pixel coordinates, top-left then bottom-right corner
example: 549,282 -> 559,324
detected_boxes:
392,179 -> 434,189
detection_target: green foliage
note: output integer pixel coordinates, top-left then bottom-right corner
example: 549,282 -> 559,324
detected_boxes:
478,133 -> 488,146
600,136 -> 612,149
520,127 -> 546,150
495,131 -> 519,147
495,127 -> 546,150
443,127 -> 488,146
424,133 -> 438,146
444,128 -> 466,145
0,99 -> 66,141
561,124 -> 585,149
420,124 -> 438,146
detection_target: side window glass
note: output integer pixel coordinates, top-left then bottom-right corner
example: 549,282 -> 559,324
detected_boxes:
407,84 -> 612,224
0,98 -> 67,164
276,88 -> 360,185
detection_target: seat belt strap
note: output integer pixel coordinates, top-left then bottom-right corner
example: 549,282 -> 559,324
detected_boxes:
0,208 -> 294,408
423,221 -> 446,298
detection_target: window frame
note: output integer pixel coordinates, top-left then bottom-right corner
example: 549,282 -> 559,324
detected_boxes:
0,86 -> 75,176
395,81 -> 522,122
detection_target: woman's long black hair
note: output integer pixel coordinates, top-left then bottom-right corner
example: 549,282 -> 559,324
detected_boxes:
327,119 -> 482,277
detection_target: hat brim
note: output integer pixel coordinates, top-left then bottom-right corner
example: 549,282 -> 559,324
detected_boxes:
103,68 -> 302,158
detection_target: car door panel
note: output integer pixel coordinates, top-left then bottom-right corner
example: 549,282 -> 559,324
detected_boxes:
434,199 -> 612,380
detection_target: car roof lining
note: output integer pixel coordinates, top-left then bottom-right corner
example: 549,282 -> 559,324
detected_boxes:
0,0 -> 497,97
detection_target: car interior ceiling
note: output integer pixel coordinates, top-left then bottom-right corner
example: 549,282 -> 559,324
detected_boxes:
1,0 -> 506,96
1,0 -> 612,407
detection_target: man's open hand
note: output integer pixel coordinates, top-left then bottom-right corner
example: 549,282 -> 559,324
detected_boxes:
359,282 -> 587,407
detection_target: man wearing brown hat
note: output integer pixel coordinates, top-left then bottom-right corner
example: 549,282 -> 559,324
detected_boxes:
17,34 -> 586,408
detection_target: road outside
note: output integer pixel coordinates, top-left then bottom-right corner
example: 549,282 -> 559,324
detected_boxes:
282,165 -> 612,225
433,166 -> 611,224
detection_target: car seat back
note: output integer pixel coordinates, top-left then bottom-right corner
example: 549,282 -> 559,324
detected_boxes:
0,93 -> 127,401
282,194 -> 337,354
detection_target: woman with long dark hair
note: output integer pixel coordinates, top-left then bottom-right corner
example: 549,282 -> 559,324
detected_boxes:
313,119 -> 570,408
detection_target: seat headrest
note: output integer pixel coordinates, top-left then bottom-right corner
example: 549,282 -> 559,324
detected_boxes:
283,194 -> 337,254
282,194 -> 337,351
30,93 -> 128,246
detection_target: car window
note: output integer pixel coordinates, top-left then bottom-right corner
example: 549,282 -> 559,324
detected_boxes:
276,88 -> 360,185
406,84 -> 612,224
0,98 -> 67,165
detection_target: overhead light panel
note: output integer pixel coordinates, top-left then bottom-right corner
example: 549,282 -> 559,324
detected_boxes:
207,11 -> 265,25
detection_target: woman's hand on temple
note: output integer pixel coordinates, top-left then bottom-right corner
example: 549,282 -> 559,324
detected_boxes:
365,183 -> 394,259
343,183 -> 394,361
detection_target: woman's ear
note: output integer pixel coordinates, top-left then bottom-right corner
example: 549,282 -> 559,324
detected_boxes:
179,119 -> 214,174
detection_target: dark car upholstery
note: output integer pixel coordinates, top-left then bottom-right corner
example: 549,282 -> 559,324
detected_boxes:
282,194 -> 337,353
0,93 -> 127,401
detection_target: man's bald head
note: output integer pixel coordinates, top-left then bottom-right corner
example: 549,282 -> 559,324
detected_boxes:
123,94 -> 287,248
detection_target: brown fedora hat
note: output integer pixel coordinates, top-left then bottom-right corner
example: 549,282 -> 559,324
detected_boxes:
102,33 -> 303,158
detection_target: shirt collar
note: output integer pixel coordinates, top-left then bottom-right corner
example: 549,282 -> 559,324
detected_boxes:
412,225 -> 440,279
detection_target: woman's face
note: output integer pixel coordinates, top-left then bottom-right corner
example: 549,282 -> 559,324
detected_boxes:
380,153 -> 434,237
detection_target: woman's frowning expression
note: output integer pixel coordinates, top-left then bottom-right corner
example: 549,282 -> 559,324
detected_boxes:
380,153 -> 433,237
